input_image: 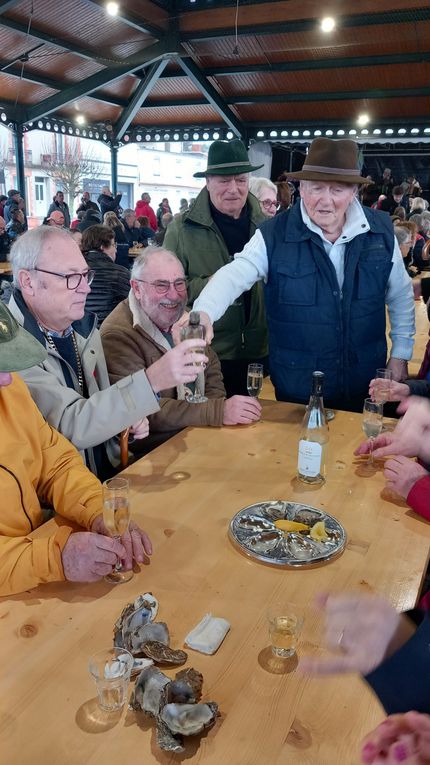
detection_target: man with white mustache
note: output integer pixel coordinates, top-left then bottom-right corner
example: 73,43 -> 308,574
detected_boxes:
101,247 -> 262,453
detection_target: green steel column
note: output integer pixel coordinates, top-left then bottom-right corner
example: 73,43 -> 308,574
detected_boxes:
13,124 -> 26,203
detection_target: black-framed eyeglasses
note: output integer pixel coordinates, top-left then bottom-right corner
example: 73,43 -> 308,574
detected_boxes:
32,267 -> 95,290
134,278 -> 187,295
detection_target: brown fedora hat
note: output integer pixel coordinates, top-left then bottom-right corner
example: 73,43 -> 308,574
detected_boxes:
288,137 -> 369,184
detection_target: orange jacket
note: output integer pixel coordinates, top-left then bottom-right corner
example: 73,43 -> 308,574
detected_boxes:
0,375 -> 103,596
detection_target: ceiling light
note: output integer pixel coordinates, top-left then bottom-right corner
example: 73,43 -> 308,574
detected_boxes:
292,130 -> 299,137
193,132 -> 199,140
256,130 -> 265,138
357,113 -> 369,127
106,2 -> 119,15
398,128 -> 406,135
337,129 -> 345,135
321,17 -> 336,33
163,133 -> 170,141
76,114 -> 85,125
424,128 -> 430,134
411,128 -> 420,134
360,129 -> 369,135
145,134 -> 151,141
173,133 -> 180,140
136,134 -> 142,141
303,130 -> 310,136
385,128 -> 393,135
281,130 -> 288,137
213,131 -> 220,139
314,130 -> 322,136
226,131 -> 234,139
183,132 -> 189,140
373,128 -> 381,135
269,130 -> 278,137
349,129 -> 357,135
203,132 -> 209,140
325,129 -> 333,136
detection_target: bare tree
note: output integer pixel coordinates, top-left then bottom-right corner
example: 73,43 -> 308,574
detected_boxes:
41,137 -> 104,208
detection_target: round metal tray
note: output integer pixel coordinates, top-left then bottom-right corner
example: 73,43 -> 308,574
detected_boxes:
229,500 -> 346,567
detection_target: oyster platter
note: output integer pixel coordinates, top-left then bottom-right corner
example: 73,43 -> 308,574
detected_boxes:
229,500 -> 346,567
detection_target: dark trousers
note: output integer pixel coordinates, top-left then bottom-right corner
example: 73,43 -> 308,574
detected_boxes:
220,357 -> 269,398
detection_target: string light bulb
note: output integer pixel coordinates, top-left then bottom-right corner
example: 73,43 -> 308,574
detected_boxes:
321,17 -> 336,32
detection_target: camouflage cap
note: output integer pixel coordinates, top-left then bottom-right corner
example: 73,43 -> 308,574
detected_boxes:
0,301 -> 47,372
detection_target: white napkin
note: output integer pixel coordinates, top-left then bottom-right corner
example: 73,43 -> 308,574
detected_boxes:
184,613 -> 230,655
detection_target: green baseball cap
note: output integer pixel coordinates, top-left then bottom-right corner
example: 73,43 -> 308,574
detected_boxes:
0,301 -> 47,372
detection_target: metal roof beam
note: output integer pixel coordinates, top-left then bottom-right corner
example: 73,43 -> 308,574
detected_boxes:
204,51 -> 430,76
182,7 -> 430,40
84,0 -> 166,39
175,54 -> 244,137
21,39 -> 177,123
114,59 -> 168,140
0,0 -> 21,13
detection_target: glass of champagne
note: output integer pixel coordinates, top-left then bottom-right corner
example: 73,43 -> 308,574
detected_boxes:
374,368 -> 393,405
362,398 -> 384,465
102,477 -> 133,584
247,363 -> 263,398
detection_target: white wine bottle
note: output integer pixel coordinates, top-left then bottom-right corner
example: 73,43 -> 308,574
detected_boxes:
297,371 -> 329,485
180,311 -> 206,365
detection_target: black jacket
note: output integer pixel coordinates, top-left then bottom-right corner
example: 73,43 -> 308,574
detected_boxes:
83,249 -> 130,327
76,199 -> 99,215
97,193 -> 122,216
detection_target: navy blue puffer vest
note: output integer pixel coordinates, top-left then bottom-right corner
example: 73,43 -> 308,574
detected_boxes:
260,204 -> 394,410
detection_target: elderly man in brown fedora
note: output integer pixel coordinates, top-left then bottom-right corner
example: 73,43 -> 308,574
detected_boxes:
164,139 -> 268,397
188,137 -> 415,412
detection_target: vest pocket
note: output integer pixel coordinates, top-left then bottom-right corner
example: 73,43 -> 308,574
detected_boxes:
357,249 -> 392,299
277,262 -> 317,306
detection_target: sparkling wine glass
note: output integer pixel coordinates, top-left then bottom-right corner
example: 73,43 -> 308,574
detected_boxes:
374,368 -> 393,405
102,476 -> 133,584
362,398 -> 384,465
247,363 -> 263,398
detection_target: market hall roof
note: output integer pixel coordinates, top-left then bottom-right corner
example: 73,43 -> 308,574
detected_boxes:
0,0 -> 429,143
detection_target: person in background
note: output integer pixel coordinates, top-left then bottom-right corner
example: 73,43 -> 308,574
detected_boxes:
156,198 -> 172,229
393,205 -> 406,221
76,191 -> 99,215
300,591 -> 430,761
136,215 -> 155,243
0,215 -> 11,261
101,248 -> 262,454
154,212 -> 173,246
188,137 -> 415,411
47,191 -> 70,229
6,209 -> 26,241
249,177 -> 278,218
380,186 -> 407,215
8,226 -> 208,478
44,210 -> 65,228
135,192 -> 157,231
121,209 -> 145,246
103,211 -> 128,244
0,300 -> 152,597
70,229 -> 82,249
77,208 -> 102,233
3,189 -> 22,225
97,186 -> 122,217
164,139 -> 268,397
0,195 -> 7,218
408,198 -> 428,218
394,224 -> 415,275
178,198 -> 188,214
378,167 -> 396,196
81,224 -> 130,327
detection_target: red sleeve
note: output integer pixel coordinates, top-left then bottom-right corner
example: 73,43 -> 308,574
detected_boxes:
407,476 -> 430,521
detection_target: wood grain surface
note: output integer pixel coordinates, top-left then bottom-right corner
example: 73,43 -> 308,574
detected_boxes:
1,397 -> 429,765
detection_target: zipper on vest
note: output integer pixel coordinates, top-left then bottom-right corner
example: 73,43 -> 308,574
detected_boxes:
241,331 -> 245,349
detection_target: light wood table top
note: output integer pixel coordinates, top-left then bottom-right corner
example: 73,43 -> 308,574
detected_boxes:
2,401 -> 430,764
0,261 -> 12,275
128,246 -> 145,257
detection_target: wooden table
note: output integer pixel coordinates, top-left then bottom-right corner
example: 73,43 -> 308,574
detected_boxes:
0,261 -> 12,276
128,246 -> 145,257
2,401 -> 430,764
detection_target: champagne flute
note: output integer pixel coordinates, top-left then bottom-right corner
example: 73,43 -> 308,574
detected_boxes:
362,398 -> 384,465
102,477 -> 133,584
374,368 -> 393,404
247,363 -> 263,398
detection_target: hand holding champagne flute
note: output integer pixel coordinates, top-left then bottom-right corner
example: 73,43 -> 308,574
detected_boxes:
102,477 -> 133,584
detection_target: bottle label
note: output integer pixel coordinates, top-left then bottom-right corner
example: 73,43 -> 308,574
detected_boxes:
298,440 -> 322,477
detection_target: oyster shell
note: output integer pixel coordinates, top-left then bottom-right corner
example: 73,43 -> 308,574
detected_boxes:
238,515 -> 274,533
129,622 -> 169,655
175,668 -> 203,701
245,530 -> 282,553
156,717 -> 184,753
261,500 -> 286,520
287,532 -> 314,559
129,666 -> 170,716
141,640 -> 188,666
114,592 -> 158,649
160,702 -> 219,736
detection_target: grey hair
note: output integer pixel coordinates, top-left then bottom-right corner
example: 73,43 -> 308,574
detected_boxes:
9,226 -> 74,286
130,246 -> 182,281
123,208 -> 135,218
394,226 -> 412,247
410,197 -> 428,212
249,176 -> 277,199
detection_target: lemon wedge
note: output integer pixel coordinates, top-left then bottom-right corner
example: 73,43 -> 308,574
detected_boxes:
310,521 -> 329,541
274,520 -> 310,532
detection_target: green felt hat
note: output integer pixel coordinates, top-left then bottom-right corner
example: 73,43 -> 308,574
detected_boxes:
194,139 -> 263,178
0,301 -> 47,372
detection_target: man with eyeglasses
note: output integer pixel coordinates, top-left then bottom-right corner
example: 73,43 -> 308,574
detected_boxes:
8,227 -> 208,479
164,139 -> 268,397
0,216 -> 10,261
100,247 -> 262,453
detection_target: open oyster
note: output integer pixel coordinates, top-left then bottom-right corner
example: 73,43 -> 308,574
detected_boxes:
131,665 -> 219,754
129,622 -> 169,655
141,640 -> 188,666
114,592 -> 158,650
238,515 -> 274,533
245,530 -> 282,554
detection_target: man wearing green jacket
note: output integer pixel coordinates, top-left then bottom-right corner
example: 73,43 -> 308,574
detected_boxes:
164,139 -> 268,397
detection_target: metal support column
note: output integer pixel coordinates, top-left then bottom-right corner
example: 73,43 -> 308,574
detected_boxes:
13,124 -> 26,203
110,142 -> 118,194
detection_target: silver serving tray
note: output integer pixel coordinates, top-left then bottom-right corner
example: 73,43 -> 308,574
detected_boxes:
229,500 -> 346,567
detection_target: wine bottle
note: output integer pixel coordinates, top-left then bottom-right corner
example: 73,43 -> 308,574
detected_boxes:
180,311 -> 206,366
297,371 -> 329,485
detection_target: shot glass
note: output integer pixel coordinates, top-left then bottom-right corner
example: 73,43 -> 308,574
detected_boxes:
88,647 -> 134,712
267,603 -> 304,658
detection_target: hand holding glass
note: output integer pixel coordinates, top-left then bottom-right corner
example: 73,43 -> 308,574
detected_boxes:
373,368 -> 393,404
362,399 -> 384,464
102,477 -> 133,584
247,363 -> 263,398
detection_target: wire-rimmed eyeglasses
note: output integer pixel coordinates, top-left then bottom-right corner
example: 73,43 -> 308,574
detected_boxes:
32,267 -> 95,290
133,278 -> 187,295
260,199 -> 278,210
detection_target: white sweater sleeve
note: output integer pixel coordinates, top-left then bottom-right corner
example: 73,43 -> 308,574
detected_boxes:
193,229 -> 269,322
385,239 -> 415,360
